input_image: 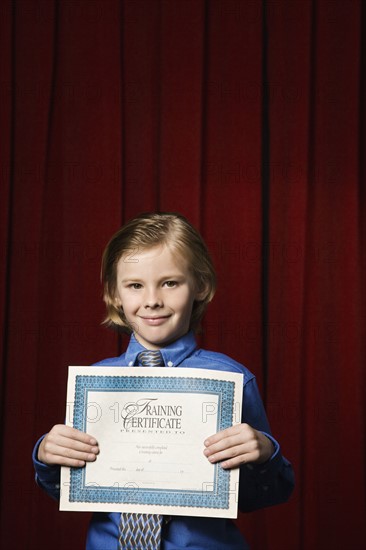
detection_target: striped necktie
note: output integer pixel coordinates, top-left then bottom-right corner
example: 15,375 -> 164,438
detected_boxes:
137,350 -> 164,367
118,350 -> 164,550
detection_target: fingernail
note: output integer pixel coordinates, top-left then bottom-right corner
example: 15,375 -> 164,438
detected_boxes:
90,438 -> 97,445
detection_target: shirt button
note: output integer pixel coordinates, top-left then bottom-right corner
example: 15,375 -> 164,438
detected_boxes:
167,361 -> 173,367
128,361 -> 133,366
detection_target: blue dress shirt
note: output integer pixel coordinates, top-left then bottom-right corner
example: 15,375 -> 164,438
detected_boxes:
33,331 -> 294,549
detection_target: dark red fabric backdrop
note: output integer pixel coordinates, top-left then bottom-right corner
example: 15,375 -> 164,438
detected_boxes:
1,1 -> 365,549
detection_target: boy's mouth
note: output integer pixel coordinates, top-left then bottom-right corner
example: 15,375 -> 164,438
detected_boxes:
140,315 -> 170,326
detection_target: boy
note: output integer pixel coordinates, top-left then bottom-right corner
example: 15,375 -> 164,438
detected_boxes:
33,212 -> 294,549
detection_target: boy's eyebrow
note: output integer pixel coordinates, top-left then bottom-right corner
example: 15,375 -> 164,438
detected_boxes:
159,272 -> 185,278
120,273 -> 186,283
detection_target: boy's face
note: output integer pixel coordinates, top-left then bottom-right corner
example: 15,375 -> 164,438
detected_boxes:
115,245 -> 205,350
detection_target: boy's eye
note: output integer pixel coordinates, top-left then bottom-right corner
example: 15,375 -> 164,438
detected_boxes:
164,281 -> 177,288
129,283 -> 142,289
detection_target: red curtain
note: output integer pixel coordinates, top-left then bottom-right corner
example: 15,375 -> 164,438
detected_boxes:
1,1 -> 365,549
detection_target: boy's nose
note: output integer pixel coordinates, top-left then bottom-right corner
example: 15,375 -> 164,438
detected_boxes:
144,289 -> 163,308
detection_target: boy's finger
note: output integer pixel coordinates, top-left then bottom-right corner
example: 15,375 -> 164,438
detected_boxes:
44,454 -> 87,468
204,442 -> 250,462
43,443 -> 98,464
40,435 -> 99,464
53,425 -> 98,446
204,430 -> 252,454
204,446 -> 260,469
204,424 -> 247,446
204,435 -> 241,455
220,453 -> 258,469
54,435 -> 99,454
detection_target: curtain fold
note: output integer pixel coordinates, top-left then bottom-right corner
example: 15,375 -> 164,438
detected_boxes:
1,1 -> 365,549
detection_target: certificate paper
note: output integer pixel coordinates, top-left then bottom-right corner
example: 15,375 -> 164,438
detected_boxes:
60,366 -> 243,518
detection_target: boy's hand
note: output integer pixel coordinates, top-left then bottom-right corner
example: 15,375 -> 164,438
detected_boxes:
203,423 -> 274,469
38,425 -> 99,468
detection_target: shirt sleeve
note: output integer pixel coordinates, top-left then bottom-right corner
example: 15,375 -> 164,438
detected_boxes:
32,435 -> 61,501
238,377 -> 295,512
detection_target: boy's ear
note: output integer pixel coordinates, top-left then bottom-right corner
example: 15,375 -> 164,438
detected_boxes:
114,295 -> 122,308
195,284 -> 209,302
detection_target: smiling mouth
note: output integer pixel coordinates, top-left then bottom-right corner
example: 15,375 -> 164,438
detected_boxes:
140,316 -> 170,325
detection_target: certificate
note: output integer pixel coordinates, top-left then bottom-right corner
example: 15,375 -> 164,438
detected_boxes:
60,366 -> 243,518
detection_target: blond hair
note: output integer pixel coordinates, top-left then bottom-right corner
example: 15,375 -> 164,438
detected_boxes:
101,212 -> 216,332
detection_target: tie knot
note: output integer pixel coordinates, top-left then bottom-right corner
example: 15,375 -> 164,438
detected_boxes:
137,350 -> 164,367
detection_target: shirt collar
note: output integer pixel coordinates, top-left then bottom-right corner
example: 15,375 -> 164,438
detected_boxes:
124,331 -> 197,367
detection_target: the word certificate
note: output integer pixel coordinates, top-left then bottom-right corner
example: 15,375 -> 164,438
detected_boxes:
60,366 -> 243,518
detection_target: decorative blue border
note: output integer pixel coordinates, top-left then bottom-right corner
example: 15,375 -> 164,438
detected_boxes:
70,374 -> 235,510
